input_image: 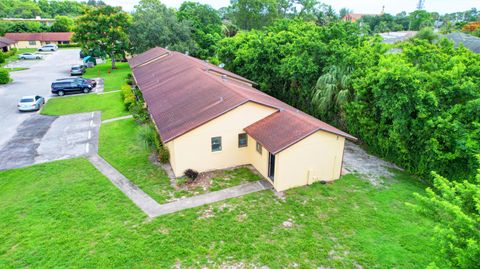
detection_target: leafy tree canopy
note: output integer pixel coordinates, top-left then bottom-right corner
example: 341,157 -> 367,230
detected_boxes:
409,168 -> 480,268
177,1 -> 222,59
50,15 -> 74,32
74,5 -> 131,69
129,0 -> 194,54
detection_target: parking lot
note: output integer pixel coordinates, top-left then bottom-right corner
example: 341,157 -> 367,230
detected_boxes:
0,49 -> 101,170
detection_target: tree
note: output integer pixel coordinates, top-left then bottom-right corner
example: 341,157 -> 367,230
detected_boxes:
415,27 -> 438,43
409,10 -> 433,30
50,15 -> 74,32
74,6 -> 131,69
129,0 -> 194,54
312,65 -> 353,127
409,168 -> 480,268
345,39 -> 480,180
217,20 -> 366,113
177,1 -> 223,59
339,8 -> 351,19
230,0 -> 280,30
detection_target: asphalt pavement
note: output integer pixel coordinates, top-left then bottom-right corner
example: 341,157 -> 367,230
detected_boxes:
0,49 -> 82,148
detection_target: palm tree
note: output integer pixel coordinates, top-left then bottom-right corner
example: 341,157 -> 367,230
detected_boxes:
312,64 -> 353,127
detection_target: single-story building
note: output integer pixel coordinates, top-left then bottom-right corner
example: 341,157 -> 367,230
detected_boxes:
0,37 -> 16,52
129,47 -> 357,192
2,16 -> 56,26
4,32 -> 73,49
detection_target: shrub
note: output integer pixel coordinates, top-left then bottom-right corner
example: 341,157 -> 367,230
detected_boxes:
158,146 -> 170,163
0,68 -> 10,84
121,84 -> 135,109
5,48 -> 16,57
126,73 -> 135,86
137,124 -> 160,151
0,52 -> 5,64
130,102 -> 150,123
184,169 -> 199,182
57,44 -> 80,48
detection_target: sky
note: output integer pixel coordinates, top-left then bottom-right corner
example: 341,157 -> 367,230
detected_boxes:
99,0 -> 479,14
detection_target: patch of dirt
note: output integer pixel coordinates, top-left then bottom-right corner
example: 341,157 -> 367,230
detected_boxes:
342,141 -> 403,186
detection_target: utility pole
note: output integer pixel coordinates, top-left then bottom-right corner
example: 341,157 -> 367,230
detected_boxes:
417,0 -> 425,10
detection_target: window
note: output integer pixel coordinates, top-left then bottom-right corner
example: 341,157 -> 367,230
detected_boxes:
256,142 -> 262,154
28,41 -> 36,45
211,136 -> 222,152
238,133 -> 247,148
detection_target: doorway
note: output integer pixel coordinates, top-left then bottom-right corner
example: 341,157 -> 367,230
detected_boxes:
268,153 -> 275,181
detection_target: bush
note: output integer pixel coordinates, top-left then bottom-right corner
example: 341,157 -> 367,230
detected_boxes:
126,73 -> 135,86
58,44 -> 80,48
121,84 -> 135,109
0,69 -> 10,84
158,146 -> 170,163
130,102 -> 150,123
0,52 -> 5,64
137,124 -> 161,151
184,169 -> 199,182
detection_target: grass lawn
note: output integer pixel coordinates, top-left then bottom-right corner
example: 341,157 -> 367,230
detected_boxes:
41,91 -> 129,120
0,157 -> 441,268
84,60 -> 131,92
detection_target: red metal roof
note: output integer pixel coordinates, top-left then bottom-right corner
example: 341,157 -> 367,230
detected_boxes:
0,37 -> 16,47
130,47 -> 356,152
4,32 -> 73,42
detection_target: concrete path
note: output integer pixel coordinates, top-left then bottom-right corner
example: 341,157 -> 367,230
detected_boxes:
88,153 -> 163,218
102,115 -> 133,124
150,180 -> 272,217
88,152 -> 272,218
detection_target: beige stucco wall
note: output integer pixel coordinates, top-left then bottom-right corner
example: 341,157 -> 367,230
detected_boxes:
166,101 -> 276,176
247,134 -> 270,179
14,40 -> 67,49
274,131 -> 345,191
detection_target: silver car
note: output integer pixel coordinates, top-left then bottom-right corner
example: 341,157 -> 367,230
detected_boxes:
17,95 -> 45,112
18,53 -> 42,60
38,44 -> 58,51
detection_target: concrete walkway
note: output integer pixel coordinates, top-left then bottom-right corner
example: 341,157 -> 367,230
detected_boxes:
88,152 -> 272,218
88,153 -> 162,218
102,115 -> 133,124
150,180 -> 272,218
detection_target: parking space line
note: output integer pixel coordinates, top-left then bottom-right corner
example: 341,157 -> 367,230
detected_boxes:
90,120 -> 93,127
86,143 -> 90,154
88,130 -> 92,139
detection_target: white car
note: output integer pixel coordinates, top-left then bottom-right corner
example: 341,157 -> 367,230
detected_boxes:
17,95 -> 45,112
38,44 -> 58,51
18,53 -> 42,60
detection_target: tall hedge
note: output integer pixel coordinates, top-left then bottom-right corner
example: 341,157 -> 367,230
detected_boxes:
346,38 -> 480,180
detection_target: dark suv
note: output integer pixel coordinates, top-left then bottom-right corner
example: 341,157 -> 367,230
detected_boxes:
51,78 -> 94,96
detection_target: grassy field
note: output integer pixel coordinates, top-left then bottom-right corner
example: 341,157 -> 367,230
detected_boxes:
41,91 -> 129,120
0,157 -> 440,268
84,61 -> 131,92
99,119 -> 263,202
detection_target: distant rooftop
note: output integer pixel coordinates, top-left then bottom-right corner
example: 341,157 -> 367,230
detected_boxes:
379,31 -> 417,44
445,32 -> 480,54
2,16 -> 55,22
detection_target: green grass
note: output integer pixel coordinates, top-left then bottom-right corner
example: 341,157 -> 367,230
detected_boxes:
84,60 -> 131,92
0,157 -> 441,268
4,67 -> 28,72
99,119 -> 175,203
41,91 -> 129,120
